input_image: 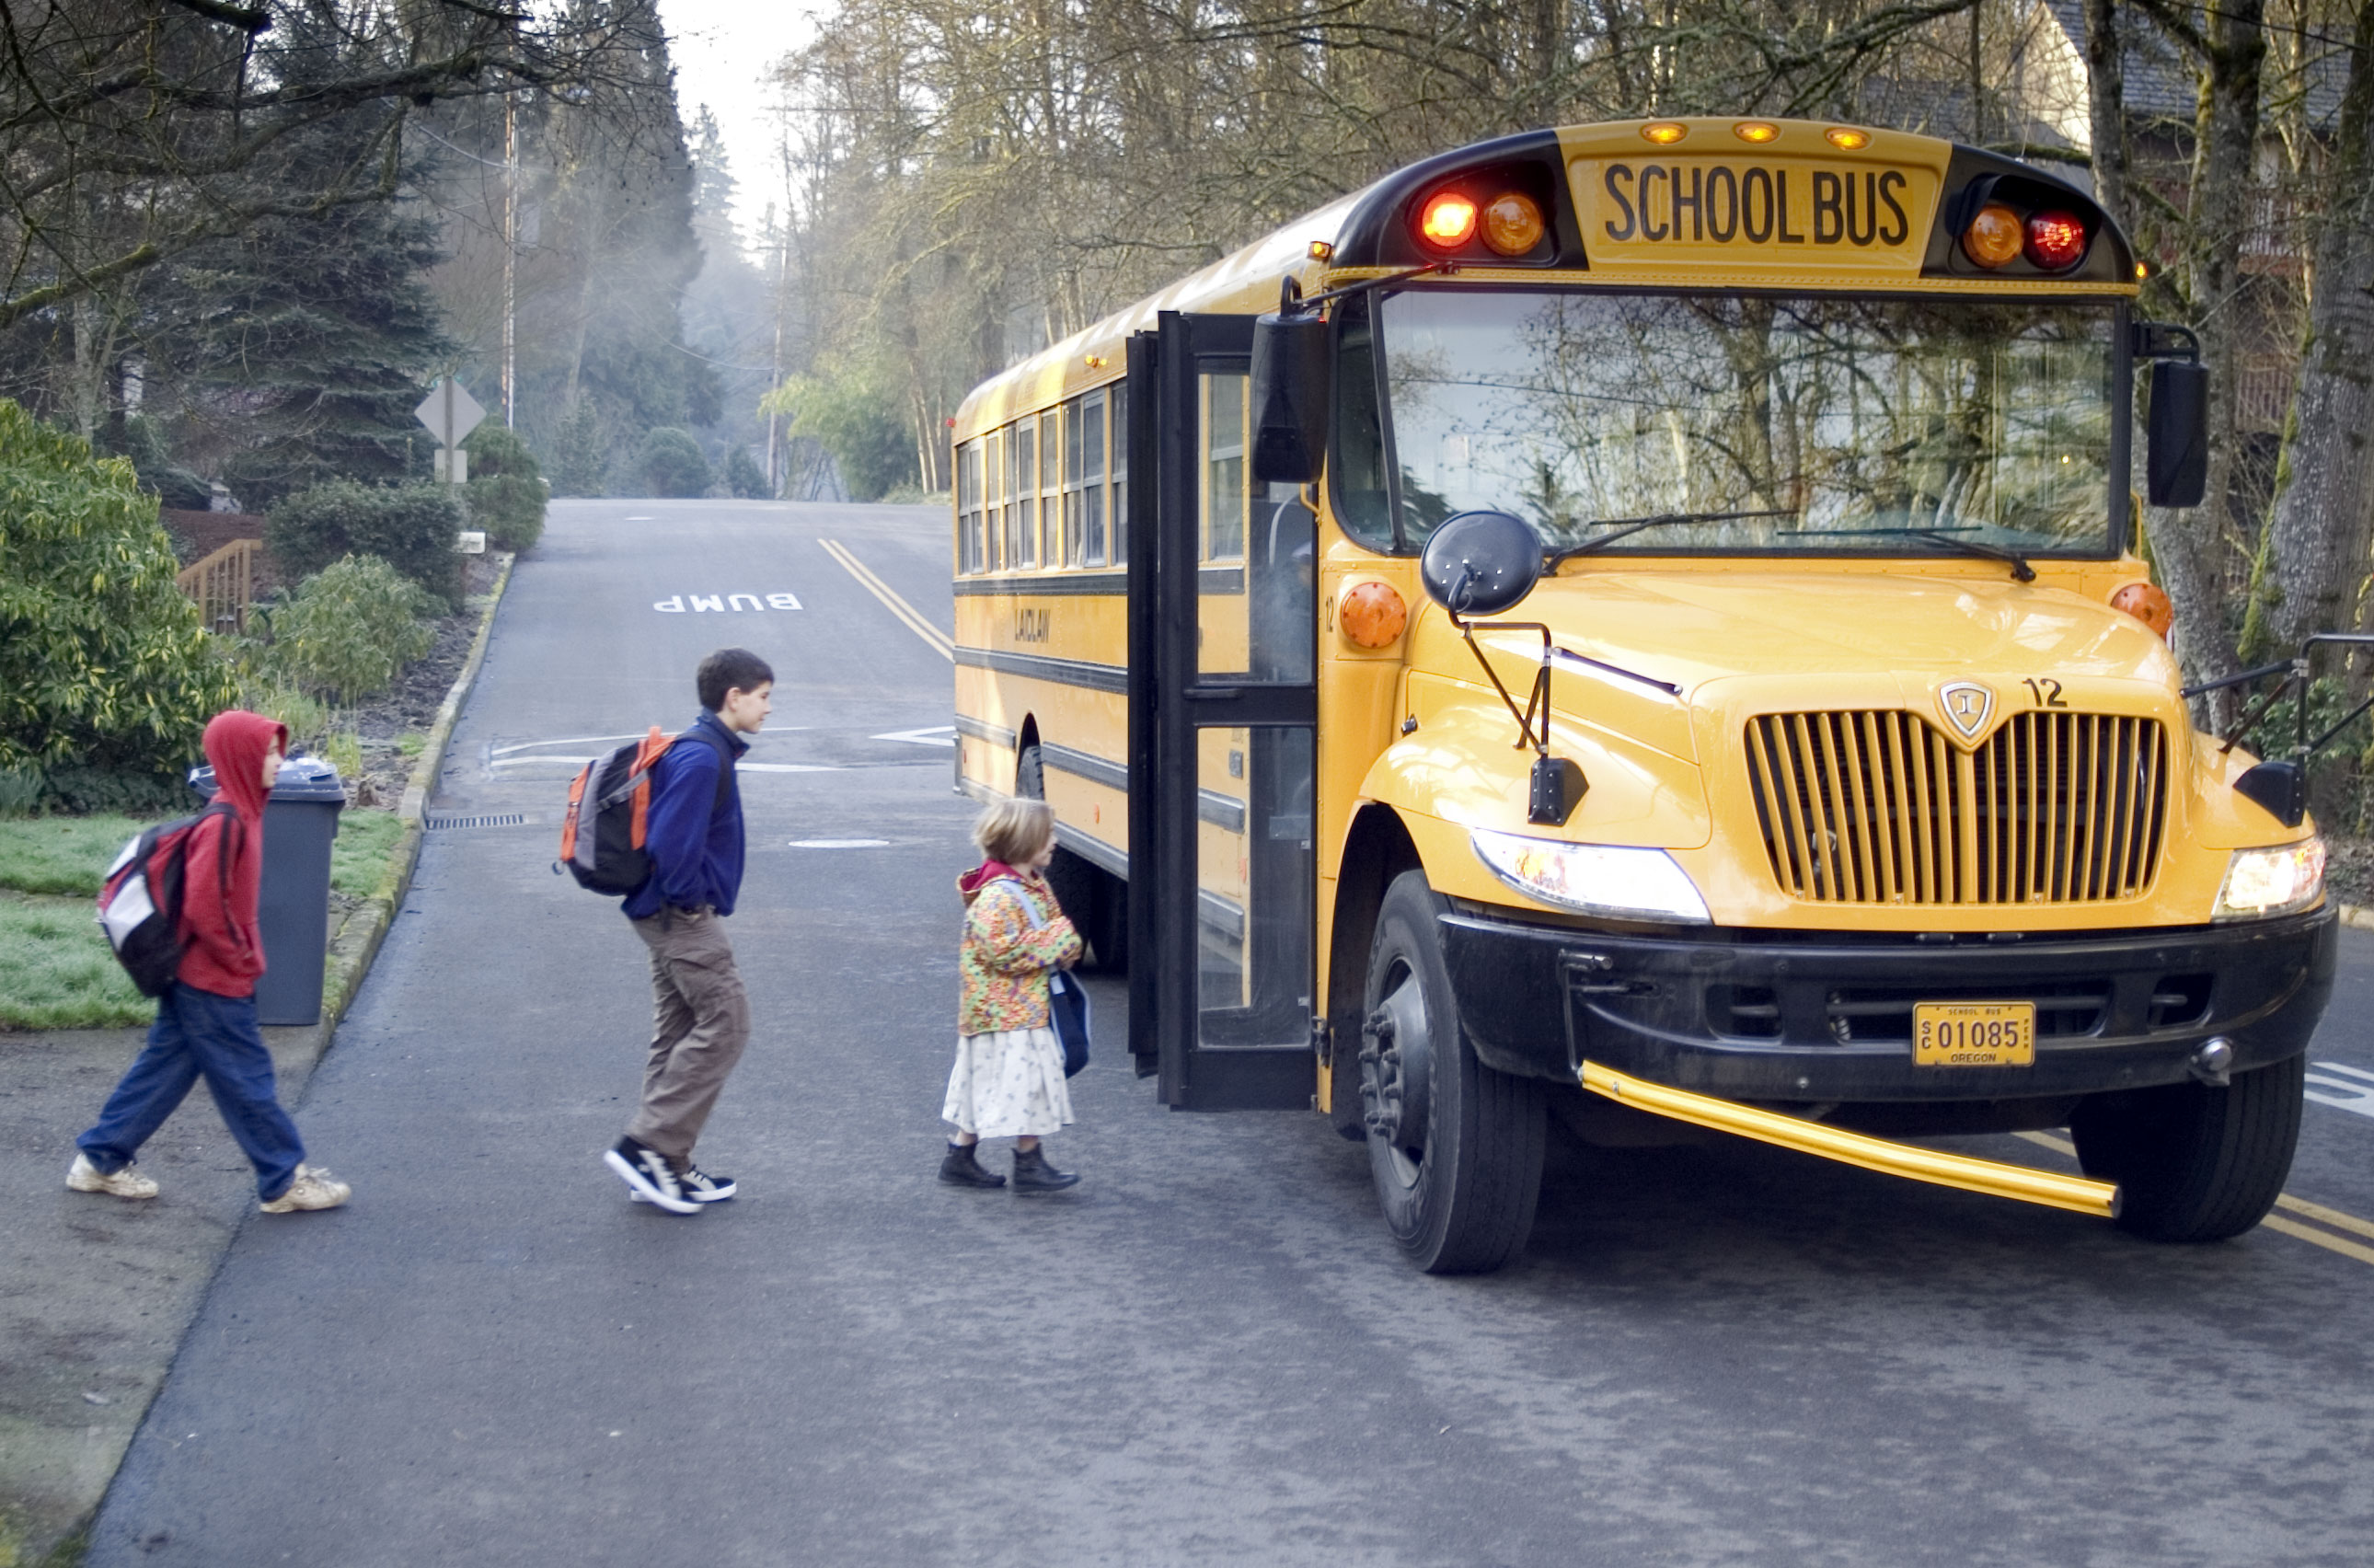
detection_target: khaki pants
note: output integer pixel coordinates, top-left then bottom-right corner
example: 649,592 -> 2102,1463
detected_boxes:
626,907 -> 751,1162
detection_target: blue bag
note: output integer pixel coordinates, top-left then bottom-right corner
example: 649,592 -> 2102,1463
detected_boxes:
1048,970 -> 1090,1078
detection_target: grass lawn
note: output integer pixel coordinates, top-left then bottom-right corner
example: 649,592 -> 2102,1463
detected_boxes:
331,808 -> 407,895
0,805 -> 411,1031
0,813 -> 150,896
0,894 -> 149,1029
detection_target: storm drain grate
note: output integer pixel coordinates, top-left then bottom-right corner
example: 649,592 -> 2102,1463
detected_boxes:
424,813 -> 528,831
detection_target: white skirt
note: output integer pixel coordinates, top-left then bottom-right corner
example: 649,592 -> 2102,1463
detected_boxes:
942,1027 -> 1074,1139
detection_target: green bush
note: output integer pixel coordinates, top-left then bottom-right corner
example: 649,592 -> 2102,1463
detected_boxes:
253,555 -> 435,703
638,427 -> 712,498
0,399 -> 240,798
465,424 -> 547,551
236,672 -> 334,754
725,444 -> 769,500
267,478 -> 463,605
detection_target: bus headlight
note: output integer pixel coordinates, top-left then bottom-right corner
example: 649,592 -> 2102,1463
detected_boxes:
1470,830 -> 1711,924
2213,838 -> 2326,920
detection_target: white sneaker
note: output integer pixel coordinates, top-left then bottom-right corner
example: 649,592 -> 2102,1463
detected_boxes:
259,1165 -> 351,1214
67,1154 -> 158,1200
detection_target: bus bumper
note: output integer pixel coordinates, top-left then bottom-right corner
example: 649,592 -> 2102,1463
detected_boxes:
1437,904 -> 2337,1102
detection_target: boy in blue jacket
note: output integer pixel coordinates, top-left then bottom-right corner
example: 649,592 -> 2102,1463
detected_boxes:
604,648 -> 772,1215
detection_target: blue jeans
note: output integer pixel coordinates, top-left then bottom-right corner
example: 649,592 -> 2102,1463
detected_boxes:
78,983 -> 305,1202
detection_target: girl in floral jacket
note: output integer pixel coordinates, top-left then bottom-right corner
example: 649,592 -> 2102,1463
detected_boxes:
940,798 -> 1084,1193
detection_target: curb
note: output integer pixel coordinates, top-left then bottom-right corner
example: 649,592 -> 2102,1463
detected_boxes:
2341,903 -> 2374,931
314,550 -> 514,1026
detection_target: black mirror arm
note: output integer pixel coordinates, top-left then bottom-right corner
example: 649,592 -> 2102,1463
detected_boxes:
1285,260 -> 1459,319
2131,321 -> 2202,363
2199,632 -> 2374,760
1446,606 -> 1554,755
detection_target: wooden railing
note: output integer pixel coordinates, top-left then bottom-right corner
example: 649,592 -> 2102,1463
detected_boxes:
175,537 -> 261,635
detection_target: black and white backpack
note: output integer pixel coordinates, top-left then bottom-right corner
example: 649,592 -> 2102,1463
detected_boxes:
96,803 -> 236,997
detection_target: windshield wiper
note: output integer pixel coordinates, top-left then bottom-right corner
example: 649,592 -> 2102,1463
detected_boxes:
1547,508 -> 1803,566
1781,525 -> 2037,582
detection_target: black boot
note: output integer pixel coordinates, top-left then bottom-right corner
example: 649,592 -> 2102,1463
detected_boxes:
1011,1144 -> 1079,1194
939,1141 -> 1006,1189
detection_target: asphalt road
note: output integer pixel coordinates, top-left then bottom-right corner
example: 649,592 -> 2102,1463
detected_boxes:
89,502 -> 2374,1566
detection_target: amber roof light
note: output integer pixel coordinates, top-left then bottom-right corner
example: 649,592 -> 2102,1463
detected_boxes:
1734,121 -> 1780,144
1481,191 -> 1545,256
1641,122 -> 1688,144
1824,127 -> 1871,150
1963,203 -> 2023,269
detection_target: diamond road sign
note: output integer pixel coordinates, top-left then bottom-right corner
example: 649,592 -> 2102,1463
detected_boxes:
414,378 -> 487,447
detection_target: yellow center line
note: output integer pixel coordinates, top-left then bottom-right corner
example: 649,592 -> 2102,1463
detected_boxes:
2017,1129 -> 2374,1265
819,539 -> 954,660
2261,1215 -> 2374,1266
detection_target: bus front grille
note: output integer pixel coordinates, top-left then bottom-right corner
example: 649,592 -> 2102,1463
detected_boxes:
1744,709 -> 2169,905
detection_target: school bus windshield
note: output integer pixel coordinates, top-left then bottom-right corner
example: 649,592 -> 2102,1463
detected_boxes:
1334,290 -> 2120,560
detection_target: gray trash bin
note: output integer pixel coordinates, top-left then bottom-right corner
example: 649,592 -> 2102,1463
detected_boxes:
189,756 -> 345,1025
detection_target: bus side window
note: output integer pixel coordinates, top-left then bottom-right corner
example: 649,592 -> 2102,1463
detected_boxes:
1109,384 -> 1128,567
1083,391 -> 1108,567
1062,397 -> 1085,566
985,429 -> 1005,572
1206,375 -> 1247,560
956,440 -> 982,572
1017,419 -> 1038,570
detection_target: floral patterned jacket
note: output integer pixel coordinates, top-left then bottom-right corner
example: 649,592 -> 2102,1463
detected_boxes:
957,863 -> 1082,1034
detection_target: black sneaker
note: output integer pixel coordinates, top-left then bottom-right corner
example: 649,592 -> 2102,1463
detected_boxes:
674,1165 -> 737,1203
1011,1144 -> 1079,1194
605,1136 -> 698,1215
939,1142 -> 1007,1189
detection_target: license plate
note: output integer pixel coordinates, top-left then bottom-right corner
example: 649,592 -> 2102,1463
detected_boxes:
1913,1002 -> 2035,1066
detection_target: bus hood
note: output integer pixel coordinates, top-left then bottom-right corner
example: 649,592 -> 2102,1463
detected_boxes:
1427,569 -> 2184,766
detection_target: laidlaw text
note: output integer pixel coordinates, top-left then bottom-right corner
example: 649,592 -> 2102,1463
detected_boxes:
653,593 -> 804,612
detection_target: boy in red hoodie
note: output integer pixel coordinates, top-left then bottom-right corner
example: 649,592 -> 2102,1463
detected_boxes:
68,710 -> 351,1213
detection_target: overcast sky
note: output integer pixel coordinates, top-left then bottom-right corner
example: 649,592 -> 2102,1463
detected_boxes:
658,0 -> 815,253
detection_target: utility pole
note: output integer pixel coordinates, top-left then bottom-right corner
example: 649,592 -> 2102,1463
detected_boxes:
766,216 -> 787,495
503,94 -> 518,429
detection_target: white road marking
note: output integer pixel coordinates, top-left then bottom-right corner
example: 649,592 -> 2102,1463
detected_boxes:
789,838 -> 890,848
871,726 -> 955,747
739,763 -> 840,773
652,592 -> 801,613
490,734 -> 656,756
2305,1060 -> 2374,1119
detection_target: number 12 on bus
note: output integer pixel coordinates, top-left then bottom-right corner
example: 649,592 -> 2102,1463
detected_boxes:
950,118 -> 2335,1275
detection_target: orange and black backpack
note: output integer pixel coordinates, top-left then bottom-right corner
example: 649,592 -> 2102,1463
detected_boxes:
554,726 -> 732,896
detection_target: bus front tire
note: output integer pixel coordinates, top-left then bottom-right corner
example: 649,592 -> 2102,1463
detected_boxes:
2069,1054 -> 2304,1242
1359,870 -> 1545,1274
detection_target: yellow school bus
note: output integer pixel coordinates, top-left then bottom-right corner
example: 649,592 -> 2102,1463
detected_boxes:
951,118 -> 2336,1273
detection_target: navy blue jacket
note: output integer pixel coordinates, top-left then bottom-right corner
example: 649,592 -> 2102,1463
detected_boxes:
621,712 -> 748,920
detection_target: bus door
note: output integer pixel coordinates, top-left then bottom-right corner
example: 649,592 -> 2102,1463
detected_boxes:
1125,311 -> 1318,1110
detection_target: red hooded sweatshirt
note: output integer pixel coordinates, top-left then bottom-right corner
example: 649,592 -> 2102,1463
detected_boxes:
177,710 -> 285,997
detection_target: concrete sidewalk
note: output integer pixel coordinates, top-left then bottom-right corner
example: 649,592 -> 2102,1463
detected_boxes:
0,559 -> 513,1567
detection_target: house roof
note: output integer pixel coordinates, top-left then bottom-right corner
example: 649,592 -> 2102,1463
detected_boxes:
2035,0 -> 2350,131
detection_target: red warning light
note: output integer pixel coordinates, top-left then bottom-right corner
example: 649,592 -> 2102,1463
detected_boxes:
1419,190 -> 1479,249
2024,210 -> 2087,271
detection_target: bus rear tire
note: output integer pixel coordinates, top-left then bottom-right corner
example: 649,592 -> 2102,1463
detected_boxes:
2069,1054 -> 2305,1242
1359,870 -> 1544,1274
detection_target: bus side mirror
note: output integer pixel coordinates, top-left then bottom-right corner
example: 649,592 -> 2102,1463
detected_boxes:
2147,360 -> 2207,508
1250,311 -> 1331,484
